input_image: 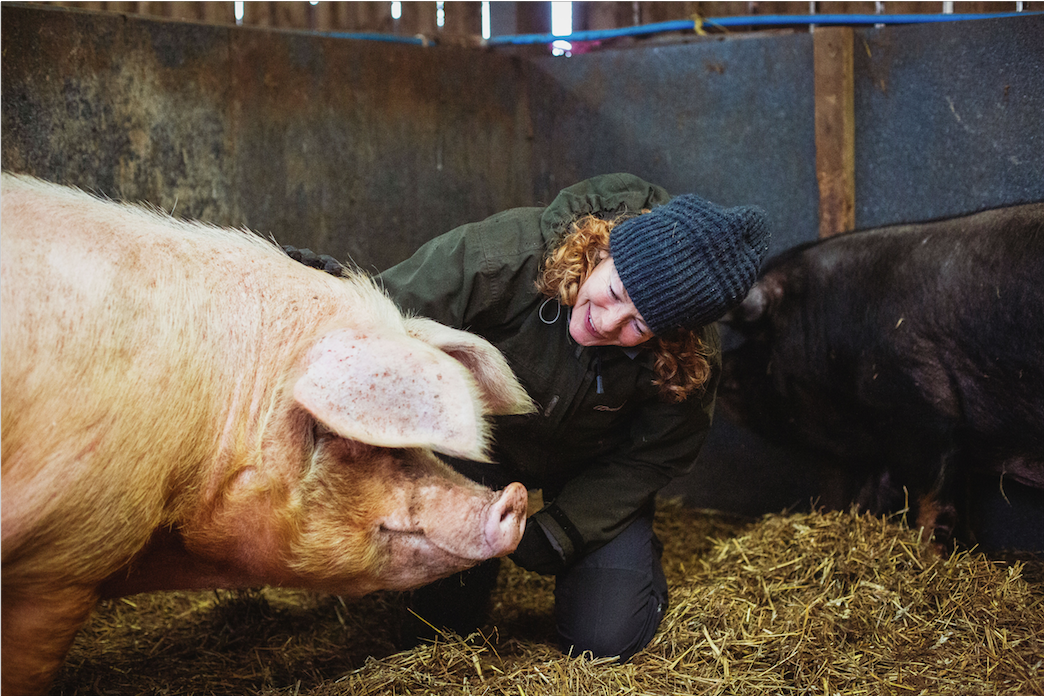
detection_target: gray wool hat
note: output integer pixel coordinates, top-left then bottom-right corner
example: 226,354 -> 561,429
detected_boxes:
610,193 -> 770,335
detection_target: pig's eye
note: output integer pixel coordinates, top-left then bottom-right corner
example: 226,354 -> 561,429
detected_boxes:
379,524 -> 423,536
395,457 -> 425,481
311,421 -> 336,448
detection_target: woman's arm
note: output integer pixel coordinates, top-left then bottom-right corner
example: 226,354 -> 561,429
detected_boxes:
518,327 -> 721,574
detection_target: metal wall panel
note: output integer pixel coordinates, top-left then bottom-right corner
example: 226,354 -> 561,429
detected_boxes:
1,3 -> 536,271
854,15 -> 1044,228
527,34 -> 819,258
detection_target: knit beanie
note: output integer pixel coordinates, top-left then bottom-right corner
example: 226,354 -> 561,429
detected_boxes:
610,193 -> 770,334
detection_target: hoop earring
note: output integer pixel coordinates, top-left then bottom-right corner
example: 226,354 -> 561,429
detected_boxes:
539,297 -> 562,325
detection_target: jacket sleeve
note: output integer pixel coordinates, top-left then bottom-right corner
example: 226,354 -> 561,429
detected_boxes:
376,221 -> 480,329
377,207 -> 545,331
533,327 -> 722,569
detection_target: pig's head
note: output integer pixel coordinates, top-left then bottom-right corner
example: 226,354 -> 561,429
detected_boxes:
287,324 -> 533,594
717,263 -> 797,441
718,244 -> 883,460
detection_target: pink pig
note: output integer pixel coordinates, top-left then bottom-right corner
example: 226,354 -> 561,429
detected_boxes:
0,173 -> 532,694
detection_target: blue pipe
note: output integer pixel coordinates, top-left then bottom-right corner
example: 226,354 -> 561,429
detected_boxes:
485,12 -> 1039,46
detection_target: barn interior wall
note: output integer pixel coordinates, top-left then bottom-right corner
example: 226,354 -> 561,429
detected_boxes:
3,3 -> 1041,515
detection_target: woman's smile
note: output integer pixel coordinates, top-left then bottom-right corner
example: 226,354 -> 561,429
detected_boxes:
584,307 -> 604,340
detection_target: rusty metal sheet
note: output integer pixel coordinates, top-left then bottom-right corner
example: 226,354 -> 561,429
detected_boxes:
1,3 -> 536,270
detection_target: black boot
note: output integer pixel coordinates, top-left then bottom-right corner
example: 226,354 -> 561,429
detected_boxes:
400,558 -> 501,648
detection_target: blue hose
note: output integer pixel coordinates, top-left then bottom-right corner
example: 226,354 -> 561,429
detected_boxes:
485,12 -> 1038,46
314,12 -> 1037,47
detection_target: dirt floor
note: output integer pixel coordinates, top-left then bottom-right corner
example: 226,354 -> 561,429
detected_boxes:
50,503 -> 1043,695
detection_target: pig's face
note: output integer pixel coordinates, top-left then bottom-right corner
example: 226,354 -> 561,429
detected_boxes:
719,270 -> 798,439
173,324 -> 533,597
719,264 -> 870,459
289,436 -> 527,594
279,323 -> 531,592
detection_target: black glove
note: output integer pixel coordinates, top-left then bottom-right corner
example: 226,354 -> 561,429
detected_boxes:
510,512 -> 568,576
282,245 -> 343,276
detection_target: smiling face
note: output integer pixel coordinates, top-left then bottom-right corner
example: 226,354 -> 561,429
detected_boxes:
568,254 -> 654,348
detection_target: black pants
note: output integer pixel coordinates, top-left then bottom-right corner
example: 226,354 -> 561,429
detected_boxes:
407,509 -> 668,663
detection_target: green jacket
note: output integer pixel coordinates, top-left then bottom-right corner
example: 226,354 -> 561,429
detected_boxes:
379,173 -> 720,568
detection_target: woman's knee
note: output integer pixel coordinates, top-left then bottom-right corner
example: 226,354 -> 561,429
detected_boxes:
553,515 -> 668,662
556,574 -> 665,661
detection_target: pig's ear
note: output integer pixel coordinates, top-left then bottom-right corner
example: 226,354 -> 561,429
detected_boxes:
402,316 -> 536,417
294,328 -> 493,461
722,273 -> 784,326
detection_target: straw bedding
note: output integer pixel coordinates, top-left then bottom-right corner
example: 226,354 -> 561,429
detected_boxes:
51,504 -> 1043,695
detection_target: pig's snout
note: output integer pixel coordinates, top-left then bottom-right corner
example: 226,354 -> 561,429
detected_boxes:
486,482 -> 527,557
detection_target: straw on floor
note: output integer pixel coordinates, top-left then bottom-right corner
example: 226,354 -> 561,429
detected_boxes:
52,503 -> 1043,695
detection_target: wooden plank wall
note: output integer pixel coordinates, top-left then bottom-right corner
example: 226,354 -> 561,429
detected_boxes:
813,26 -> 855,238
46,1 -> 1043,40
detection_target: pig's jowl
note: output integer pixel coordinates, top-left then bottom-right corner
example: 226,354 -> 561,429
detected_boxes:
720,202 -> 1044,545
0,173 -> 533,695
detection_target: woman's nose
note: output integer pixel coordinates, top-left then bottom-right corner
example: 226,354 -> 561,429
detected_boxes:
603,305 -> 629,332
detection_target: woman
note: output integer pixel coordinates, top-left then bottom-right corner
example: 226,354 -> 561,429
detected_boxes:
291,173 -> 768,661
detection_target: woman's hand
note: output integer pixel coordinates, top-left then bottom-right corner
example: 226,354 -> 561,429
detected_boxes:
510,513 -> 567,576
282,245 -> 343,276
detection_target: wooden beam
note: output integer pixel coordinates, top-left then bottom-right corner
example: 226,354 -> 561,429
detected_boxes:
813,26 -> 856,238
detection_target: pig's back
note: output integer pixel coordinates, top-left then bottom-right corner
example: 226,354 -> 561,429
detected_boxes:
0,174 -> 368,586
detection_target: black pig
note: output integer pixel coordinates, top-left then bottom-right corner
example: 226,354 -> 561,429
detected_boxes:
720,203 -> 1044,545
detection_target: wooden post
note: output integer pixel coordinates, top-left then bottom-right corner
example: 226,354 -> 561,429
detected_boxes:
813,26 -> 856,238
